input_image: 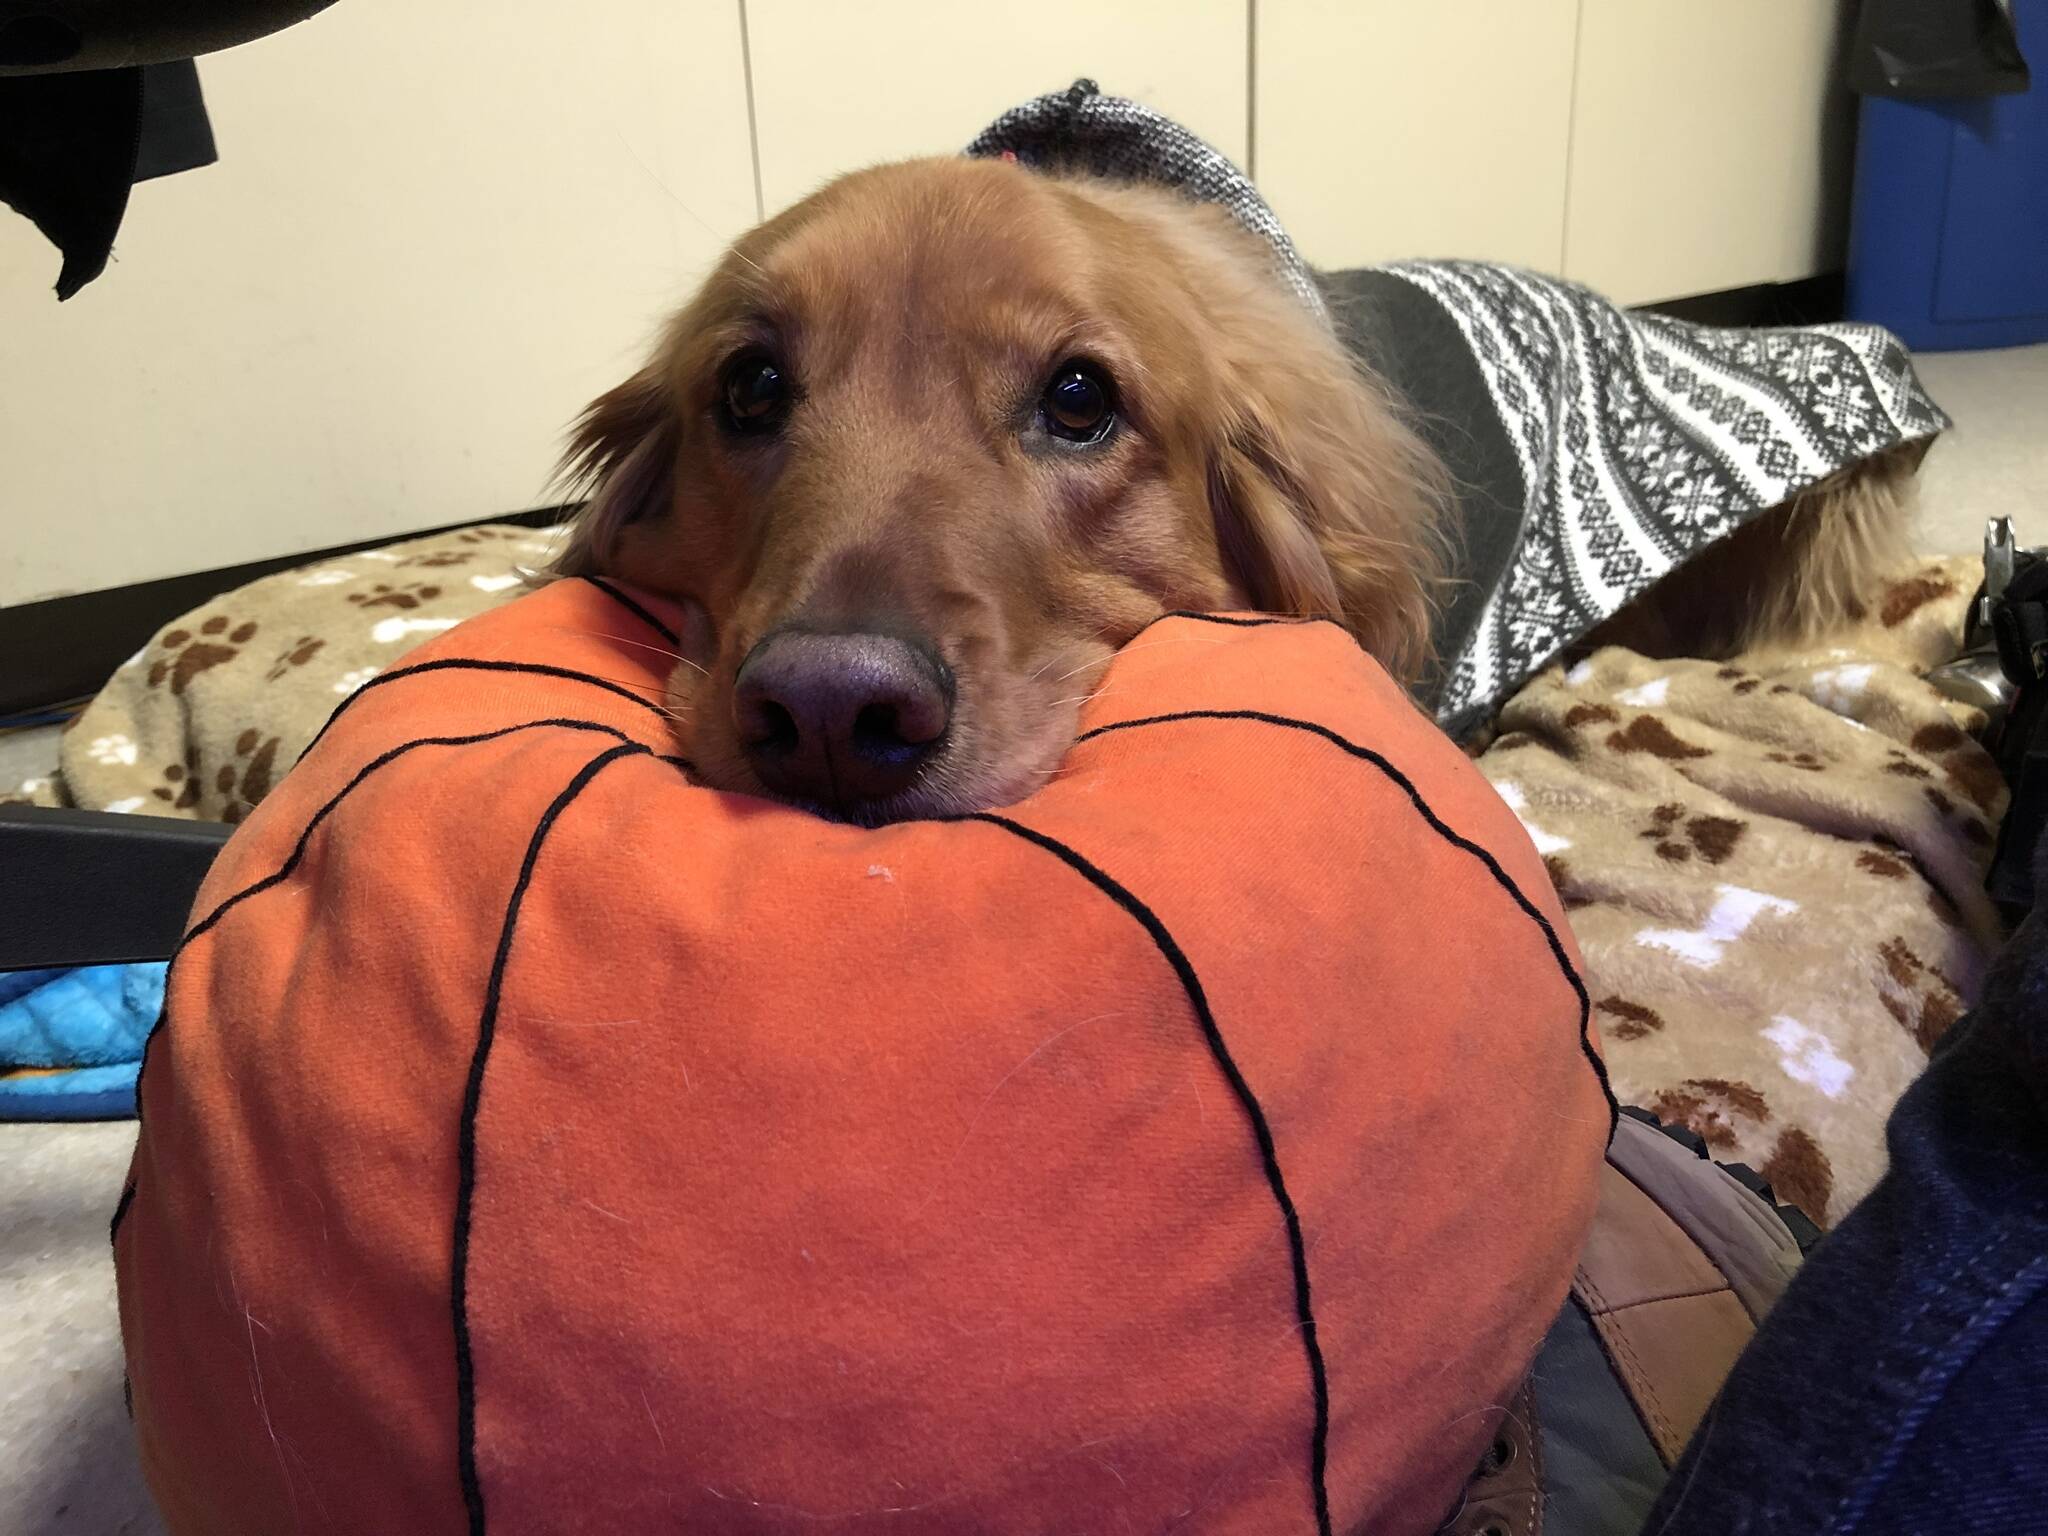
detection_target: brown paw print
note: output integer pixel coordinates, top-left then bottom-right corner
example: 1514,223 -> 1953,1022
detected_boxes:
1649,1072 -> 1834,1218
1562,702 -> 1618,729
147,615 -> 256,695
455,527 -> 521,545
150,755 -> 203,810
1883,749 -> 1931,781
1648,1076 -> 1771,1153
1542,855 -> 1594,910
1920,782 -> 1994,847
214,729 -> 282,824
394,549 -> 475,569
1637,802 -> 1746,864
1910,721 -> 2005,816
1877,936 -> 1965,1052
1759,1127 -> 1833,1226
1596,995 -> 1666,1041
266,635 -> 326,681
1606,716 -> 1709,760
346,582 -> 444,612
1765,749 -> 1827,772
1879,572 -> 1957,627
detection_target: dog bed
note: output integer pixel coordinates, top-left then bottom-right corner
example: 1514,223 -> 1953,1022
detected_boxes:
1479,553 -> 2005,1225
111,575 -> 1612,1535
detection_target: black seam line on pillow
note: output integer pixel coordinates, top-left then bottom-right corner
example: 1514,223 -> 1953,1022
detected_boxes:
575,575 -> 684,649
298,659 -> 670,764
106,717 -> 649,1248
1151,610 -> 1328,632
1132,610 -> 1348,648
109,1176 -> 137,1242
452,741 -> 646,1536
956,811 -> 1336,1536
1071,708 -> 1619,1139
1129,611 -> 1379,667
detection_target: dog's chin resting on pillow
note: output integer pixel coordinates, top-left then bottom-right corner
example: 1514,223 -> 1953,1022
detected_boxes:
551,154 -> 1453,825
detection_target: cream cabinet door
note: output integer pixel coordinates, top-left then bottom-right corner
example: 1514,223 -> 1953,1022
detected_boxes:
1252,0 -> 1579,272
745,0 -> 1249,216
1563,0 -> 1850,305
0,0 -> 758,606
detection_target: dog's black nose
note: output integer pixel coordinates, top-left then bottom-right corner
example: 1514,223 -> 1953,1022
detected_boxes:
733,629 -> 952,809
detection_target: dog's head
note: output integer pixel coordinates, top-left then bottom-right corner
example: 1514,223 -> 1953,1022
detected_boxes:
557,156 -> 1446,822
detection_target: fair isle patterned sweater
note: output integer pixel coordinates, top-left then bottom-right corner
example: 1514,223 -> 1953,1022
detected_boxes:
968,82 -> 1950,739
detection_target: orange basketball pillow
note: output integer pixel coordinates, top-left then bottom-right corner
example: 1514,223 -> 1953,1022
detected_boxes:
112,576 -> 1612,1536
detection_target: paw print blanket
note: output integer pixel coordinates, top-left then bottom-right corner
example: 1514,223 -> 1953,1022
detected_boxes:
1479,555 -> 2005,1224
16,522 -> 562,822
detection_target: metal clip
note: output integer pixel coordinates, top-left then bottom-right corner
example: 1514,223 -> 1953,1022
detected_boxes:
1932,517 -> 2025,729
1981,516 -> 2018,631
1925,649 -> 2014,719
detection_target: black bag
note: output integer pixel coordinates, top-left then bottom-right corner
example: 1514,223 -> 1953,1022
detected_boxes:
1957,521 -> 2048,919
1850,0 -> 2032,100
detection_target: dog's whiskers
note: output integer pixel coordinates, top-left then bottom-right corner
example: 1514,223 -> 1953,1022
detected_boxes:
568,670 -> 710,718
1050,656 -> 1108,685
1058,632 -> 1233,683
557,628 -> 712,678
1044,687 -> 1114,711
1028,621 -> 1126,684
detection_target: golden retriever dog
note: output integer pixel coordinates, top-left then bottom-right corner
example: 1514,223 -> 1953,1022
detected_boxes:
553,155 -> 1451,823
554,153 -> 1906,821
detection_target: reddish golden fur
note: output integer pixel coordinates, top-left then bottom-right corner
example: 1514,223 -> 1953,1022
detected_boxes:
555,156 -> 1451,817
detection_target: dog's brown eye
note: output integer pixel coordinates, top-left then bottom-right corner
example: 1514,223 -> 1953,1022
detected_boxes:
1041,362 -> 1116,444
720,354 -> 789,435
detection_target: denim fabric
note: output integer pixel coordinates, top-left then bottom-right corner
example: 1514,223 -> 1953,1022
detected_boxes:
1642,894 -> 2048,1534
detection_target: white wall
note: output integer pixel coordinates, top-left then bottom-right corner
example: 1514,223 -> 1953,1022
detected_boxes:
1256,0 -> 1582,273
0,0 -> 757,606
1563,0 -> 1850,302
0,0 -> 1851,607
747,0 -> 1248,212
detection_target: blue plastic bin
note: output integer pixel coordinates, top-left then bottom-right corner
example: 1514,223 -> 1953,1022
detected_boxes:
1846,0 -> 2048,352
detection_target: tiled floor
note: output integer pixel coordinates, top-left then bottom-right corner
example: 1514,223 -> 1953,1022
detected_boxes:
2,341 -> 2045,1536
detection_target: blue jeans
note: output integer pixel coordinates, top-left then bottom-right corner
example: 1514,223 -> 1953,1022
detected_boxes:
1642,893 -> 2048,1533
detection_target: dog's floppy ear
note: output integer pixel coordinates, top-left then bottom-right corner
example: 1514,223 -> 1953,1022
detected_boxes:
1206,299 -> 1451,686
551,363 -> 681,578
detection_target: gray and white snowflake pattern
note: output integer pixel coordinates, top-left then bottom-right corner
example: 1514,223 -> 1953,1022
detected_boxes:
1382,261 -> 1948,728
